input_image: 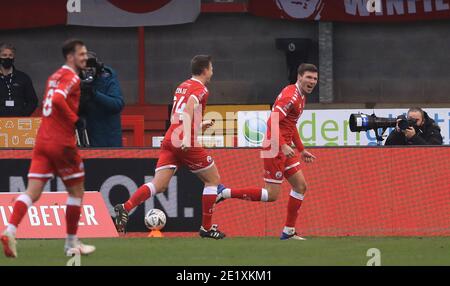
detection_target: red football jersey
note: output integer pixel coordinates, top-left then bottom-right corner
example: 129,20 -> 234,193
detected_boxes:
36,65 -> 80,146
266,83 -> 306,148
164,78 -> 210,144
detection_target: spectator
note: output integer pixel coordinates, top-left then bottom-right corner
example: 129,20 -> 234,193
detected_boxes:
78,51 -> 124,147
385,107 -> 443,146
0,43 -> 38,117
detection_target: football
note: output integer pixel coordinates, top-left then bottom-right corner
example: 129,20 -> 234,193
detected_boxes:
144,209 -> 167,230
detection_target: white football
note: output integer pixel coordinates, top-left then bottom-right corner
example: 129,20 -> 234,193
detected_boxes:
144,209 -> 167,230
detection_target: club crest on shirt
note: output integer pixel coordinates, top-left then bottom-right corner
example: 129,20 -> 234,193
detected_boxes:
283,102 -> 293,112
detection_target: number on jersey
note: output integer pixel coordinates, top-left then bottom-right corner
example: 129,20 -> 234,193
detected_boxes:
42,89 -> 54,117
174,96 -> 186,114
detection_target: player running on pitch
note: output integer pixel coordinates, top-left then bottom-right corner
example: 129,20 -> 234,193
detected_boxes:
215,63 -> 318,240
114,55 -> 225,239
1,39 -> 96,258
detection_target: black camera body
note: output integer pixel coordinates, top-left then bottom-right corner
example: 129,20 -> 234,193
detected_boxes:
397,115 -> 418,131
79,54 -> 104,84
80,68 -> 96,84
80,56 -> 104,82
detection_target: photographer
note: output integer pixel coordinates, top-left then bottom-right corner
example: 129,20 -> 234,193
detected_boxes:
385,108 -> 443,146
79,51 -> 124,147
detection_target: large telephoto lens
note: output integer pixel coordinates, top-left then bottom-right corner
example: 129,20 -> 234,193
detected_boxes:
349,113 -> 397,132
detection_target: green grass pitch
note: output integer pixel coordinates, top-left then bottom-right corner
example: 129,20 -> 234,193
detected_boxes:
1,237 -> 450,266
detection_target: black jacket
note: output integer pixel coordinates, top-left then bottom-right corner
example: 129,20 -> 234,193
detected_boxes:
385,111 -> 443,146
0,67 -> 38,117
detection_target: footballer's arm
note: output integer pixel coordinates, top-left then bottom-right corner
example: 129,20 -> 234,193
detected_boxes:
271,104 -> 295,158
292,126 -> 305,153
181,95 -> 197,150
52,89 -> 79,124
292,127 -> 316,163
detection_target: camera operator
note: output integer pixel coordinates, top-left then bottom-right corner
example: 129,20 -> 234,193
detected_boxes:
385,107 -> 443,146
78,51 -> 124,147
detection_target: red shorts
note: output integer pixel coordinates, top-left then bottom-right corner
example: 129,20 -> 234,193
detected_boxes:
156,140 -> 214,173
263,151 -> 301,184
28,143 -> 85,187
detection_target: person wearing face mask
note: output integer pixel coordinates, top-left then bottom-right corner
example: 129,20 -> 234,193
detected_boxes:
0,43 -> 38,117
78,51 -> 124,147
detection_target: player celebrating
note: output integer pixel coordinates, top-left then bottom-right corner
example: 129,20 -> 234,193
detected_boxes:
216,64 -> 318,240
1,39 -> 96,258
114,55 -> 226,239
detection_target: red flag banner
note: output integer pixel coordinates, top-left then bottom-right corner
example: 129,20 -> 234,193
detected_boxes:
0,0 -> 201,30
248,0 -> 450,22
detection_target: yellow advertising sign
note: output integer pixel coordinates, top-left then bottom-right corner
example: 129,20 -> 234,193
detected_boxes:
0,118 -> 41,148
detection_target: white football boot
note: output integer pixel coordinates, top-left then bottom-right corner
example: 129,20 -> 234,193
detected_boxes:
65,239 -> 96,257
280,227 -> 307,240
1,230 -> 18,258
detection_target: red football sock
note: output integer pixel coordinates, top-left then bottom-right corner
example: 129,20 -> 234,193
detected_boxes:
285,191 -> 304,228
66,205 -> 81,235
66,197 -> 82,235
9,194 -> 32,227
229,187 -> 267,201
202,186 -> 217,230
124,183 -> 156,212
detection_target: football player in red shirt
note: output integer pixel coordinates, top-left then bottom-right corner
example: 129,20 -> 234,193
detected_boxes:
1,39 -> 95,258
216,64 -> 318,240
114,55 -> 226,239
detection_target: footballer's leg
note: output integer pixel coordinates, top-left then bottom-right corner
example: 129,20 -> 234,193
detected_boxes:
1,179 -> 47,258
114,148 -> 178,233
2,146 -> 53,258
55,146 -> 95,256
194,163 -> 226,240
216,183 -> 280,204
216,152 -> 285,204
63,180 -> 96,256
182,145 -> 225,239
280,169 -> 307,241
115,167 -> 175,232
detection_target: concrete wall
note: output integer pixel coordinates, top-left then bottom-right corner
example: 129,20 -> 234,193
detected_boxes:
2,15 -> 450,106
334,21 -> 450,104
0,26 -> 139,104
144,14 -> 318,104
0,14 -> 318,106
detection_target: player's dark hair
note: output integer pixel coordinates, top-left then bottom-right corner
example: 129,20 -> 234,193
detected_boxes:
62,39 -> 85,59
408,107 -> 424,119
191,55 -> 212,76
297,63 -> 318,76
